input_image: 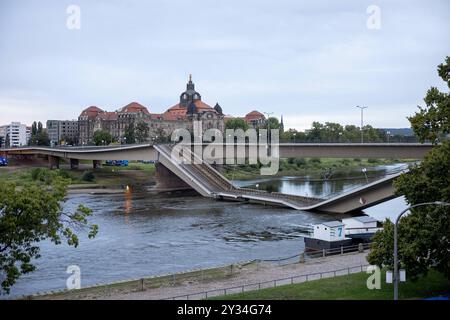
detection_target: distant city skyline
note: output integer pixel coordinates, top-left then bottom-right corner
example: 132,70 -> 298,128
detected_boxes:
1,0 -> 449,130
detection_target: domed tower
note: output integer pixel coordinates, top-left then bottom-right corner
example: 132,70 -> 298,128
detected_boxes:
179,74 -> 202,108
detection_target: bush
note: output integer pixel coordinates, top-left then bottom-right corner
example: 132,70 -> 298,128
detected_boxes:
353,158 -> 361,162
30,168 -> 46,181
81,171 -> 95,182
368,158 -> 378,163
341,159 -> 351,166
58,170 -> 74,180
295,158 -> 307,167
309,158 -> 321,164
287,157 -> 295,164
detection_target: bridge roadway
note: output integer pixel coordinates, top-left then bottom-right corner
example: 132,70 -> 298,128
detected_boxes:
1,143 -> 423,213
0,142 -> 432,161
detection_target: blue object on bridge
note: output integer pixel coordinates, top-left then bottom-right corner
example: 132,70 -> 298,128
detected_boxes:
0,157 -> 8,166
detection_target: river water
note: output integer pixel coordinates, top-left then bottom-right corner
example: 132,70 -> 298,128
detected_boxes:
6,164 -> 408,298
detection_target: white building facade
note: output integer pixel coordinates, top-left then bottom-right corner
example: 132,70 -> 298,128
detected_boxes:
1,122 -> 28,147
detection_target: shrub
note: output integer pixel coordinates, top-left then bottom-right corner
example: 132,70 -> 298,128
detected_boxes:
309,158 -> 321,164
30,168 -> 46,181
353,158 -> 361,162
295,158 -> 307,167
58,170 -> 73,180
368,158 -> 378,163
287,157 -> 295,164
81,171 -> 95,182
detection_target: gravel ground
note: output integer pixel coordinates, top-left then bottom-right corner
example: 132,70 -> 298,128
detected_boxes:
97,251 -> 369,300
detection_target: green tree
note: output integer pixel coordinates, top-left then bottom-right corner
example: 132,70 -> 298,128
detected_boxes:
0,169 -> 98,294
93,130 -> 112,146
124,123 -> 136,144
409,56 -> 450,143
135,121 -> 149,143
225,118 -> 249,131
266,117 -> 280,130
31,121 -> 37,136
28,123 -> 50,146
367,58 -> 450,281
367,140 -> 450,280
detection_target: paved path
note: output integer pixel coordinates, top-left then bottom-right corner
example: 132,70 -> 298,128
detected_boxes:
98,252 -> 369,300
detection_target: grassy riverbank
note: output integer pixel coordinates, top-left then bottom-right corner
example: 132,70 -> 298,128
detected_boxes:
0,162 -> 156,189
211,269 -> 450,300
221,158 -> 413,180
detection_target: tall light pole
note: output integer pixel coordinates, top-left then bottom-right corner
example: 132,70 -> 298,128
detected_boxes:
393,201 -> 450,300
356,106 -> 368,143
263,112 -> 273,144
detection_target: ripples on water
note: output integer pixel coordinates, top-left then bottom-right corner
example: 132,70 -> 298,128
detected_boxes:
6,164 -> 407,297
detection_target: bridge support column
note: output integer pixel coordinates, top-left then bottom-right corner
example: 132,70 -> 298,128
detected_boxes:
70,159 -> 79,170
48,156 -> 60,170
154,162 -> 192,191
92,160 -> 102,170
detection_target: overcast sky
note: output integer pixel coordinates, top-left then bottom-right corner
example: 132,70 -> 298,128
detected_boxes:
0,0 -> 449,130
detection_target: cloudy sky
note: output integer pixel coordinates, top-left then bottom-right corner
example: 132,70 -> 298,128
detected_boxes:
0,0 -> 449,130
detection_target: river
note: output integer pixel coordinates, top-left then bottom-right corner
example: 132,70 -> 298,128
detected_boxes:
5,164 -> 408,298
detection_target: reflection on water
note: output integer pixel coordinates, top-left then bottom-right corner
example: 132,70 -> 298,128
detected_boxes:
7,164 -> 408,298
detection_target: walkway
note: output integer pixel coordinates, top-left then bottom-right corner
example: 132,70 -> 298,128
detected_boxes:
98,251 -> 369,300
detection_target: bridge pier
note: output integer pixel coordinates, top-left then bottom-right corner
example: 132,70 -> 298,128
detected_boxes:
154,162 -> 192,192
70,159 -> 79,170
92,160 -> 102,170
48,156 -> 60,170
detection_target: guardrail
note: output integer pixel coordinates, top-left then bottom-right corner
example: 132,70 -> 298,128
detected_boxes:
163,264 -> 371,300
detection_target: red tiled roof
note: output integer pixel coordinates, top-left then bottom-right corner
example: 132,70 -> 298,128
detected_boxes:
97,111 -> 118,121
80,106 -> 104,118
165,100 -> 215,118
119,102 -> 150,115
245,110 -> 265,121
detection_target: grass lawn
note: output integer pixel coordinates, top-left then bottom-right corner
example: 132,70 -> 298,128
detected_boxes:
210,269 -> 450,300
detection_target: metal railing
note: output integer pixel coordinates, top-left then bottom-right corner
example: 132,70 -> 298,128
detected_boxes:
162,264 -> 370,300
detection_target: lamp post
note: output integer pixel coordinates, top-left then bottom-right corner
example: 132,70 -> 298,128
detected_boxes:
393,201 -> 450,300
293,132 -> 297,144
356,106 -> 368,143
263,112 -> 273,145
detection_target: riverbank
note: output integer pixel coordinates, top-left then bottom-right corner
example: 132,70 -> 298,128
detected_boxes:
0,162 -> 156,192
24,251 -> 370,300
220,158 -> 414,180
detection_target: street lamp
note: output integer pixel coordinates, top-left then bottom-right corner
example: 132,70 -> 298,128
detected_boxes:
393,201 -> 450,300
356,106 -> 368,143
387,131 -> 391,143
293,132 -> 297,144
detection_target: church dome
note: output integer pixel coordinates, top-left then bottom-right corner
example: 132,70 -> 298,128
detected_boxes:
180,74 -> 202,107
